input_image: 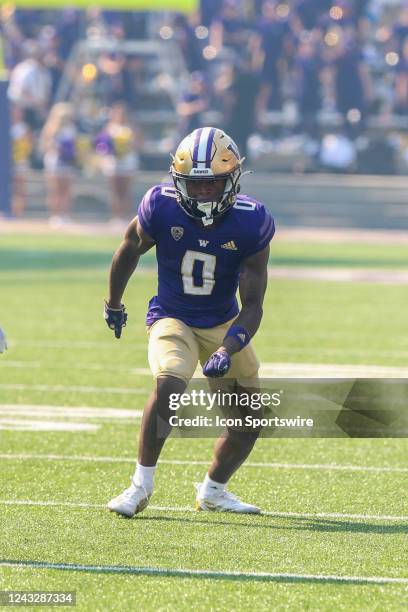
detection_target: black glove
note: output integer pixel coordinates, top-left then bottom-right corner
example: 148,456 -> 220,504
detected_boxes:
104,301 -> 128,339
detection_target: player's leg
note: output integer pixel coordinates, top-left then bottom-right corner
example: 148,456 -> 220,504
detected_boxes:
198,371 -> 262,512
196,321 -> 261,483
139,317 -> 199,463
206,349 -> 261,485
207,419 -> 260,485
107,318 -> 199,517
194,323 -> 262,513
137,374 -> 187,466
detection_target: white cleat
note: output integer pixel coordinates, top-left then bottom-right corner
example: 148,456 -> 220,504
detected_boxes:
107,482 -> 151,518
195,483 -> 261,514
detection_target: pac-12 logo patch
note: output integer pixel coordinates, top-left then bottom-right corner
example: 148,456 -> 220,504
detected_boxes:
171,226 -> 184,241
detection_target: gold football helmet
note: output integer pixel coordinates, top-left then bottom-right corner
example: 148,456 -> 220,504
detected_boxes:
170,127 -> 243,225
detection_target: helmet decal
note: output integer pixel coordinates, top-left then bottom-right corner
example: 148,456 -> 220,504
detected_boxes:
192,126 -> 216,169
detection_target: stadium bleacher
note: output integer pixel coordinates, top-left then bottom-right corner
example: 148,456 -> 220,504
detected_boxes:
1,0 -> 408,218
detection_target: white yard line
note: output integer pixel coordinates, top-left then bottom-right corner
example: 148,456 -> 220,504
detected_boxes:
0,499 -> 407,523
278,227 -> 408,245
0,559 -> 406,585
267,348 -> 408,357
0,384 -> 147,394
0,406 -> 143,419
268,267 -> 408,284
259,363 -> 408,377
0,362 -> 151,375
7,340 -> 146,349
0,453 -> 406,474
0,421 -> 99,432
3,360 -> 408,378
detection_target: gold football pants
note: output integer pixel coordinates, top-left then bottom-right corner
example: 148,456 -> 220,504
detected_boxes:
147,317 -> 259,384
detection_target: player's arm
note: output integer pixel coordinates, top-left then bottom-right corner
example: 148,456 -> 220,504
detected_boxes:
108,216 -> 154,307
203,245 -> 269,377
222,245 -> 269,355
105,216 -> 155,338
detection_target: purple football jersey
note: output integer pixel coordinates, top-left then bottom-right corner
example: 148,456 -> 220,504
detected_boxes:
138,183 -> 275,328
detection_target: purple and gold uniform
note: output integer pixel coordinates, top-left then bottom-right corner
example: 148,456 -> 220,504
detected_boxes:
138,183 -> 275,382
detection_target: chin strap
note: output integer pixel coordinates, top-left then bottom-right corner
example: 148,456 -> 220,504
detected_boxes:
202,217 -> 214,226
197,200 -> 217,225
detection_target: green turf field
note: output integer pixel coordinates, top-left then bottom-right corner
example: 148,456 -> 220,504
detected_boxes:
0,233 -> 407,610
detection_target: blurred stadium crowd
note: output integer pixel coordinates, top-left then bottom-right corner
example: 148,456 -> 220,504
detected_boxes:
1,0 -> 408,220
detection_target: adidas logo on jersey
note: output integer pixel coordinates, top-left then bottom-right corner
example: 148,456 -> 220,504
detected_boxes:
221,241 -> 238,251
199,239 -> 209,247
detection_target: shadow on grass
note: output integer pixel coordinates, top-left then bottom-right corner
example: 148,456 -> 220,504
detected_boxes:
1,559 -> 405,584
131,513 -> 408,535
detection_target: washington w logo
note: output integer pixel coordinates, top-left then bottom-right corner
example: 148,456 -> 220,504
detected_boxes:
199,239 -> 209,247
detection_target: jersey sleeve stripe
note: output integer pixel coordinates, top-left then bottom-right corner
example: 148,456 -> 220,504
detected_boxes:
259,209 -> 273,235
259,216 -> 275,242
137,186 -> 157,238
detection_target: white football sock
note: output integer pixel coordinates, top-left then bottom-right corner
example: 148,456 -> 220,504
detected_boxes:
201,474 -> 225,497
132,462 -> 156,493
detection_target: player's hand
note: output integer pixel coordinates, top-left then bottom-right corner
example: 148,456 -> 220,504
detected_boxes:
104,301 -> 128,339
0,328 -> 7,353
203,350 -> 231,378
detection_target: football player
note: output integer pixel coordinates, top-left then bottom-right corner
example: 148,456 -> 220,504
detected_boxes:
0,328 -> 7,353
105,127 -> 275,516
